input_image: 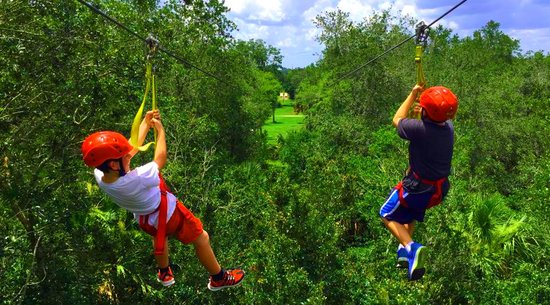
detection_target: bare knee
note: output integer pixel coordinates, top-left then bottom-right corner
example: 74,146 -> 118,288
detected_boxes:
193,230 -> 210,247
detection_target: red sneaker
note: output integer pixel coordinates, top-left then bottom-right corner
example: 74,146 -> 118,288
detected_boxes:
157,266 -> 175,287
207,268 -> 245,291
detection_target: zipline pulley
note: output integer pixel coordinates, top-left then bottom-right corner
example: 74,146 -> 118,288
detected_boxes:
415,21 -> 429,49
145,34 -> 159,60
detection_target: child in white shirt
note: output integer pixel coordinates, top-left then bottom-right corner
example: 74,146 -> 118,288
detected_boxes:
82,110 -> 244,289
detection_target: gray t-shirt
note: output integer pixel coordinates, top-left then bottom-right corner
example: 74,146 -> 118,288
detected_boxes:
397,118 -> 454,181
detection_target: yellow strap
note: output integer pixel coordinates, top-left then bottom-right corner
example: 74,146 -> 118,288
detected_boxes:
415,45 -> 426,87
129,61 -> 155,151
152,73 -> 157,144
411,45 -> 426,120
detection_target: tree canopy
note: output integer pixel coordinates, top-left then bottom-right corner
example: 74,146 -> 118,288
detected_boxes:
1,1 -> 549,304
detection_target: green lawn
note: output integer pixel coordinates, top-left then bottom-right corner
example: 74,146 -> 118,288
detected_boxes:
263,99 -> 305,144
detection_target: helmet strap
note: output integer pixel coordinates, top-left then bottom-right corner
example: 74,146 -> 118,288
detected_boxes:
118,159 -> 127,177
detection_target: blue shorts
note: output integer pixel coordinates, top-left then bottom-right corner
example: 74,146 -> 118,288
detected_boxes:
379,188 -> 435,224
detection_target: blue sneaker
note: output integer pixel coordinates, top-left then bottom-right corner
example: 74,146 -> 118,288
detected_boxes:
407,242 -> 427,281
396,246 -> 408,268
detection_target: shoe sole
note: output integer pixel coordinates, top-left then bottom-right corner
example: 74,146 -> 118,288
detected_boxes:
409,246 -> 426,281
396,258 -> 409,269
157,278 -> 175,287
207,280 -> 243,291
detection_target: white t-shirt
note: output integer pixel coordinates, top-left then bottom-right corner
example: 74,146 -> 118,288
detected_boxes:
95,162 -> 177,228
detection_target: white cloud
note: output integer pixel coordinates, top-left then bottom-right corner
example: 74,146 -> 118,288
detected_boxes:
250,1 -> 285,22
232,17 -> 270,40
447,20 -> 459,31
336,0 -> 373,22
225,0 -> 285,22
224,0 -> 247,14
509,27 -> 550,53
378,1 -> 393,11
277,37 -> 293,48
305,27 -> 321,43
401,4 -> 417,18
303,0 -> 335,23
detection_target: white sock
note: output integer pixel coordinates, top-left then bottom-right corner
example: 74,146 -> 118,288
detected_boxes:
405,241 -> 414,252
398,244 -> 405,250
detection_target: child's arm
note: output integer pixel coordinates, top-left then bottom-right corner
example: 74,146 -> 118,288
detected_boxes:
151,116 -> 167,169
393,85 -> 423,127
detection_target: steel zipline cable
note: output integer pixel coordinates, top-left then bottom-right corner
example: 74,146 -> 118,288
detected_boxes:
336,0 -> 468,82
75,0 -> 231,86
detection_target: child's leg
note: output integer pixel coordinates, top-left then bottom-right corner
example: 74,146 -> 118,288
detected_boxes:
380,189 -> 415,246
192,230 -> 222,275
382,218 -> 413,247
404,221 -> 415,238
153,236 -> 170,268
153,236 -> 176,286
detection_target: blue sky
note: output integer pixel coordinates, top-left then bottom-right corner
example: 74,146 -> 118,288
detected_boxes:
224,0 -> 550,68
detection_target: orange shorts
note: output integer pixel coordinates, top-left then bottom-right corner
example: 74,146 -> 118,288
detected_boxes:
166,202 -> 203,244
141,202 -> 203,244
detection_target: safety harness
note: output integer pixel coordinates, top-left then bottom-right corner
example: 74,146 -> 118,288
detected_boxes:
395,171 -> 447,209
138,173 -> 176,255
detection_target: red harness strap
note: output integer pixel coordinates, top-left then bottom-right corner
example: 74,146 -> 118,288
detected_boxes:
395,172 -> 447,209
395,180 -> 407,207
139,174 -> 171,255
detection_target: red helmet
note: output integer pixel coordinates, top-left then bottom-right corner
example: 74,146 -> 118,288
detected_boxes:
81,131 -> 133,167
419,86 -> 458,122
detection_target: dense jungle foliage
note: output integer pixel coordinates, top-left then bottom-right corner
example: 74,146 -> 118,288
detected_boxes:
1,1 -> 549,304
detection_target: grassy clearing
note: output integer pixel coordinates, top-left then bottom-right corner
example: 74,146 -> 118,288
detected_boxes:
263,99 -> 305,144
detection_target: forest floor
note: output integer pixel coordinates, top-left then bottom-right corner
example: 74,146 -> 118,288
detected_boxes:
263,99 -> 304,144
